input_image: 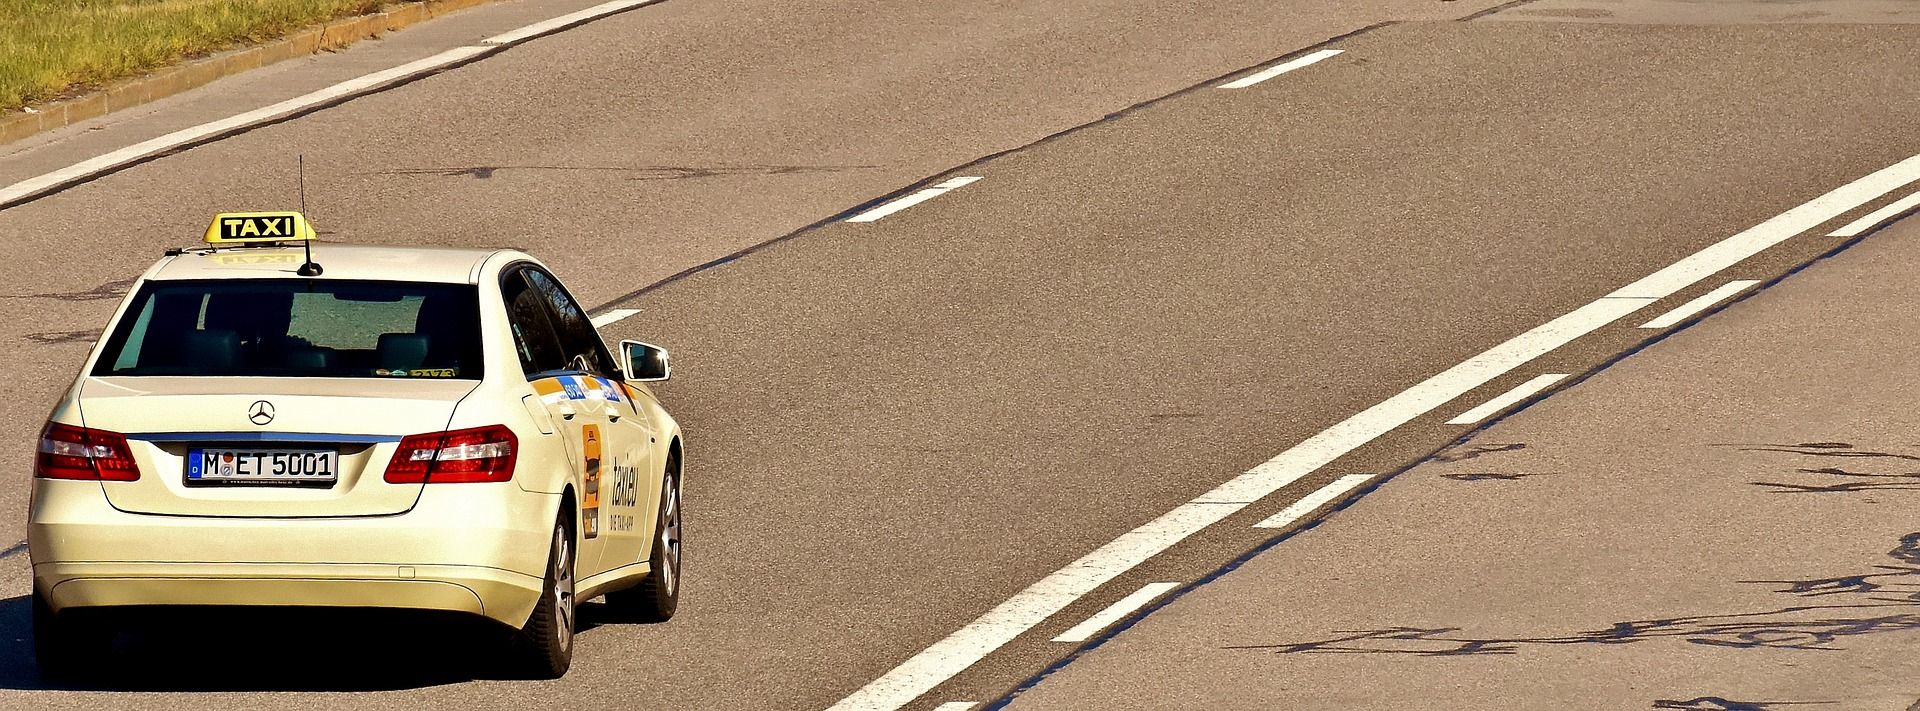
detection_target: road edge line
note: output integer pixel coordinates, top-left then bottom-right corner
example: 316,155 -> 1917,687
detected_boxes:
0,0 -> 669,211
982,183 -> 1920,711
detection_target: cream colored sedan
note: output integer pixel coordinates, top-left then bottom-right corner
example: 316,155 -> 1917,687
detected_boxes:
27,213 -> 683,680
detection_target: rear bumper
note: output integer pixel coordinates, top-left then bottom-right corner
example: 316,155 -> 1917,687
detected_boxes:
35,562 -> 539,626
28,479 -> 557,627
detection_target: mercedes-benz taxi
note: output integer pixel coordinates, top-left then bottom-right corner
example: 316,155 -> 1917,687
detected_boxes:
27,212 -> 683,679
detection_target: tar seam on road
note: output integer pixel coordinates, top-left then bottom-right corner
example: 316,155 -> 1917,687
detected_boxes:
984,165 -> 1920,711
1456,0 -> 1550,21
0,540 -> 24,559
0,0 -> 672,211
583,21 -> 1402,317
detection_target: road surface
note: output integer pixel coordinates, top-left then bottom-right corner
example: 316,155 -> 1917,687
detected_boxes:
0,0 -> 1914,708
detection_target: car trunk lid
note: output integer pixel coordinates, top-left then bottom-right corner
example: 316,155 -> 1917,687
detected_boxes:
77,376 -> 476,518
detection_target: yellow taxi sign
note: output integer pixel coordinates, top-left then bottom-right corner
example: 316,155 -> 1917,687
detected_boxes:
203,212 -> 316,244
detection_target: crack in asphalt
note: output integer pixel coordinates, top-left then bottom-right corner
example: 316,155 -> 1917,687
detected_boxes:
365,164 -> 876,181
23,329 -> 97,345
0,277 -> 133,302
1439,471 -> 1549,481
1651,698 -> 1832,710
1428,441 -> 1528,463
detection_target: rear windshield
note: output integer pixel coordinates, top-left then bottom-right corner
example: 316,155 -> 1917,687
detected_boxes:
92,279 -> 484,379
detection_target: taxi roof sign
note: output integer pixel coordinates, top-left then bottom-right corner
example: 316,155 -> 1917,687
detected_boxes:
204,212 -> 316,245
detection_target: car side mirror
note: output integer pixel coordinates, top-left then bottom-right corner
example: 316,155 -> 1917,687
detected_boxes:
620,340 -> 670,382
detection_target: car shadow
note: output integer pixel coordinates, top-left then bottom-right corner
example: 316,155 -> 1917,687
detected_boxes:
0,595 -> 642,691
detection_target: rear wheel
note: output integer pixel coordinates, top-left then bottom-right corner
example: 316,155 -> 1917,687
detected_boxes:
607,453 -> 680,622
513,519 -> 575,679
33,589 -> 100,683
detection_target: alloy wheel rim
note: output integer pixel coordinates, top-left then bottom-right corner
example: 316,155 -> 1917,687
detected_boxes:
554,526 -> 574,645
660,477 -> 681,594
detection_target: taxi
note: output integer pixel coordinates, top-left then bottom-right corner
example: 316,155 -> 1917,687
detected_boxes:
26,212 -> 683,679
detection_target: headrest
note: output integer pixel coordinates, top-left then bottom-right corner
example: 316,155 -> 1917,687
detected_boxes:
377,333 -> 431,371
204,291 -> 294,338
183,330 -> 240,369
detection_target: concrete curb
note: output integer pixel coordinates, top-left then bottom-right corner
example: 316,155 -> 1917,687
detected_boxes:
0,0 -> 497,147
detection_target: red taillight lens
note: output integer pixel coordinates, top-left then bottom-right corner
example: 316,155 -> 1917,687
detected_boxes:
35,422 -> 139,481
383,425 -> 517,484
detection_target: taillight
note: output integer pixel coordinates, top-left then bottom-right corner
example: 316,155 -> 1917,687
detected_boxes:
384,425 -> 517,484
36,422 -> 139,481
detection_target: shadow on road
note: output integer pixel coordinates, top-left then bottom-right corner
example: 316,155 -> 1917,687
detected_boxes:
1230,531 -> 1920,658
0,595 -> 641,691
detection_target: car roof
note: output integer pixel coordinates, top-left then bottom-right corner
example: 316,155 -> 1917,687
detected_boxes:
149,244 -> 519,284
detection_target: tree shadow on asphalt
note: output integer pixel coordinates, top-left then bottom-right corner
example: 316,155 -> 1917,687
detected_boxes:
1733,442 -> 1920,494
0,596 -> 638,691
1229,532 -> 1920,658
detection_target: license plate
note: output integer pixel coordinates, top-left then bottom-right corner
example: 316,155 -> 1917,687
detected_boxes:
187,449 -> 338,484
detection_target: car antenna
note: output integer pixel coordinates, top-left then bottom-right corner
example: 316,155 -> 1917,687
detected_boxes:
296,154 -> 324,277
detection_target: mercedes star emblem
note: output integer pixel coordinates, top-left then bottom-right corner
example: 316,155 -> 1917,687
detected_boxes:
247,400 -> 275,426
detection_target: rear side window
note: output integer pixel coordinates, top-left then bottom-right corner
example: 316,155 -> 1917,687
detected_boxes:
523,269 -> 619,377
501,271 -> 569,377
93,279 -> 484,379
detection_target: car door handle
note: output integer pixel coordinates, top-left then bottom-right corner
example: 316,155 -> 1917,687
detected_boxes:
607,410 -> 621,422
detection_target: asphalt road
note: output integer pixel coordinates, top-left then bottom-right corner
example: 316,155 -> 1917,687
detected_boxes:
0,0 -> 1915,709
1003,192 -> 1920,711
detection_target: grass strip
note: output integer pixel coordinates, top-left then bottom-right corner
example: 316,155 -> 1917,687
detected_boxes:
0,0 -> 390,113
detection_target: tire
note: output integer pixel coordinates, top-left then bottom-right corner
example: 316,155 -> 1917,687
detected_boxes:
33,589 -> 98,684
513,519 -> 575,679
607,452 -> 680,622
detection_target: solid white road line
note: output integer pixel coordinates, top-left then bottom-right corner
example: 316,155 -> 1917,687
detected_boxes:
0,1 -> 665,209
1829,190 -> 1920,237
0,46 -> 489,207
591,308 -> 641,328
1638,279 -> 1760,329
483,0 -> 662,45
1444,373 -> 1569,425
827,152 -> 1920,711
1051,582 -> 1181,643
1252,474 -> 1374,529
1216,49 -> 1344,89
1608,155 -> 1920,300
1196,295 -> 1653,505
825,502 -> 1242,710
844,177 -> 982,223
931,704 -> 978,711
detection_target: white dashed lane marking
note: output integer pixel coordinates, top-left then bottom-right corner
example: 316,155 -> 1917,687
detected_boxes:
591,308 -> 641,328
1638,280 -> 1761,329
1216,49 -> 1344,89
845,177 -> 983,223
1829,190 -> 1920,238
827,152 -> 1920,711
1252,474 -> 1373,529
1051,582 -> 1182,643
1445,373 -> 1569,425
